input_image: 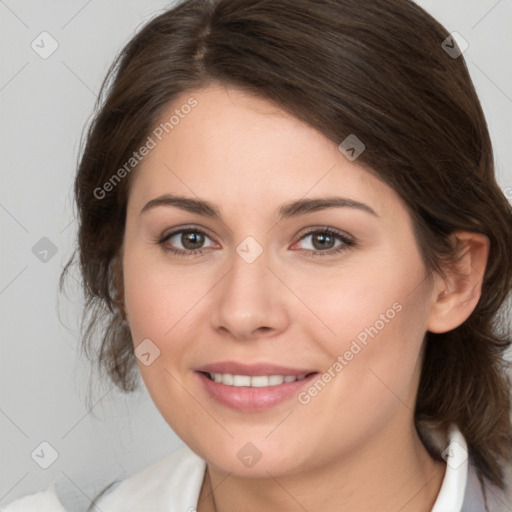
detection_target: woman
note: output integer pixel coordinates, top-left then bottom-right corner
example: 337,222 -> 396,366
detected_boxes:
5,0 -> 512,510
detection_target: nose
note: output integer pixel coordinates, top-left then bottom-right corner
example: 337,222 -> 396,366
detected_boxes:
209,247 -> 290,342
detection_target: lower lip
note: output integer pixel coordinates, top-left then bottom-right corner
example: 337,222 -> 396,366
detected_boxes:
196,372 -> 318,411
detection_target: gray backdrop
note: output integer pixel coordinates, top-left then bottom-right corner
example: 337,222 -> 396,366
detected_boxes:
1,1 -> 511,511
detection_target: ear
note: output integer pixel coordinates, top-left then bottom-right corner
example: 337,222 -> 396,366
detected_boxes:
426,231 -> 490,334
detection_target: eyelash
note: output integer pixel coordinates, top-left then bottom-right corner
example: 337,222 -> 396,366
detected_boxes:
156,225 -> 356,258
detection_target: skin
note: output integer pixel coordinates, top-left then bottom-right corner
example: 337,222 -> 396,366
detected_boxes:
121,84 -> 489,511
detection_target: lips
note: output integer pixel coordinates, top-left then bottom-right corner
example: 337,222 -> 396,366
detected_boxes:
195,362 -> 319,411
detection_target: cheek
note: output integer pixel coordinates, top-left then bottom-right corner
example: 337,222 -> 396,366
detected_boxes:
304,247 -> 430,397
123,246 -> 208,342
297,256 -> 419,347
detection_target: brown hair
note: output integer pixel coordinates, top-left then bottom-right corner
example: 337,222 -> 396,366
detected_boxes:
61,0 -> 512,491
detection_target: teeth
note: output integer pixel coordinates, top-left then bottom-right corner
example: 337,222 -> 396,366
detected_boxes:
233,375 -> 251,386
268,375 -> 284,385
207,373 -> 308,387
251,375 -> 271,387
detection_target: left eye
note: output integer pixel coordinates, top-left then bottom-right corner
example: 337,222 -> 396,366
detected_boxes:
295,230 -> 346,251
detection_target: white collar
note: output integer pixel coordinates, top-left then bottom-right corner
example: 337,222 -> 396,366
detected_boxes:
431,423 -> 468,512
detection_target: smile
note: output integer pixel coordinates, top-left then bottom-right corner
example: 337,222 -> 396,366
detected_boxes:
196,364 -> 319,411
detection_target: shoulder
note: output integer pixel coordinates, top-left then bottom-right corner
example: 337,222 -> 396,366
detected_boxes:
481,459 -> 512,511
462,455 -> 512,511
96,445 -> 206,512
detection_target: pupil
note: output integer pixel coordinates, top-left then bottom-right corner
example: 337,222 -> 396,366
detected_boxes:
183,231 -> 204,250
313,233 -> 334,250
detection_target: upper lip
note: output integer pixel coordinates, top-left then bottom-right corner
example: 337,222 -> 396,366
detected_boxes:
196,362 -> 318,377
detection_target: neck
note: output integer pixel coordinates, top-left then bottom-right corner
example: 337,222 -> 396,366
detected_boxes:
197,418 -> 446,512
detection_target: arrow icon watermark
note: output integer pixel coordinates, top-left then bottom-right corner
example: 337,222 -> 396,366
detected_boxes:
134,338 -> 161,366
338,134 -> 366,161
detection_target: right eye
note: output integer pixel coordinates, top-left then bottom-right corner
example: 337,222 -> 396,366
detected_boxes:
158,227 -> 217,257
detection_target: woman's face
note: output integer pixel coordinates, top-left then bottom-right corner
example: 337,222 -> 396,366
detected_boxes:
122,84 -> 438,477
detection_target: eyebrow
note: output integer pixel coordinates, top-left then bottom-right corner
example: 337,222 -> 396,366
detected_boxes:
140,193 -> 379,220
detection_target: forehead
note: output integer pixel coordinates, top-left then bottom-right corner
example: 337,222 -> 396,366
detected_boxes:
127,85 -> 402,222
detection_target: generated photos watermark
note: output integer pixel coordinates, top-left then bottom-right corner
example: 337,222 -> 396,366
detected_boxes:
297,301 -> 403,405
93,97 -> 198,200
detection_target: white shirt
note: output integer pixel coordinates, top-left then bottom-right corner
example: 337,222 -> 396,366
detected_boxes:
3,424 -> 482,512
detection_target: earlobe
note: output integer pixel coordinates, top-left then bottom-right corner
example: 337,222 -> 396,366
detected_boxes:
426,232 -> 490,334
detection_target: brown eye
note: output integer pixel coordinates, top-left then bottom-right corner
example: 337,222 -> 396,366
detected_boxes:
158,227 -> 215,257
309,232 -> 337,251
295,228 -> 354,255
180,230 -> 206,250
